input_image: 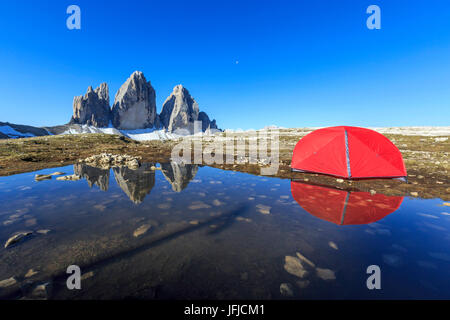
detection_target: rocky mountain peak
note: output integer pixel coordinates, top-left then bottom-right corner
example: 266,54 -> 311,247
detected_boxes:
111,71 -> 157,130
69,83 -> 111,128
159,85 -> 200,133
67,72 -> 219,133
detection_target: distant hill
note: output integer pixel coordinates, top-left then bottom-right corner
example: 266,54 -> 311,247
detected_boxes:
0,121 -> 50,139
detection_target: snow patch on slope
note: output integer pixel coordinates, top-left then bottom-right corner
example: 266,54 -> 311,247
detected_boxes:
61,125 -> 184,141
0,125 -> 35,138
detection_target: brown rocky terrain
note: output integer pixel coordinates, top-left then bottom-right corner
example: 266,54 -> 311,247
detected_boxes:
0,128 -> 448,200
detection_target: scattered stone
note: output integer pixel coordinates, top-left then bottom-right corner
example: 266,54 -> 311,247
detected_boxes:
82,153 -> 141,169
35,174 -> 52,181
336,179 -> 344,183
370,189 -> 377,195
0,277 -> 17,288
256,204 -> 271,215
436,181 -> 444,184
296,252 -> 315,268
213,199 -> 224,206
50,172 -> 65,176
328,241 -> 339,250
442,203 -> 450,207
280,195 -> 290,199
236,217 -> 252,222
284,256 -> 308,278
4,231 -> 33,248
29,282 -> 52,300
280,283 -> 294,297
189,220 -> 199,225
25,269 -> 39,278
81,271 -> 94,281
157,203 -> 171,209
188,202 -> 212,210
133,224 -> 151,237
36,229 -> 51,235
248,197 -> 255,201
316,268 -> 336,280
410,192 -> 419,197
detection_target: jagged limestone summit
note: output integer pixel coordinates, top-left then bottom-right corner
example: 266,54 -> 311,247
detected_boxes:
69,71 -> 219,133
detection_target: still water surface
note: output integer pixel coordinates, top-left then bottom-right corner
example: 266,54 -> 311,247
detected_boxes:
0,163 -> 449,299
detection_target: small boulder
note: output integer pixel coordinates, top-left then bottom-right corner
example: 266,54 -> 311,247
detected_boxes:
4,231 -> 33,248
35,174 -> 52,181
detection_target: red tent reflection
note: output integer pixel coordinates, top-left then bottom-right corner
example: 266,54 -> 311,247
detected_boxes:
291,181 -> 404,225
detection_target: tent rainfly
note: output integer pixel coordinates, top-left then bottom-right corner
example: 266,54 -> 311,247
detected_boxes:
291,126 -> 407,180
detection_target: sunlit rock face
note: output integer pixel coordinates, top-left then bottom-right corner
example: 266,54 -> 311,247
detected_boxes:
74,164 -> 110,191
112,163 -> 156,204
69,83 -> 111,127
161,162 -> 198,192
159,85 -> 199,133
111,71 -> 157,130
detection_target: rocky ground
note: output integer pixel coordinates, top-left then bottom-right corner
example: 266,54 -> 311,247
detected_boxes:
0,128 -> 448,200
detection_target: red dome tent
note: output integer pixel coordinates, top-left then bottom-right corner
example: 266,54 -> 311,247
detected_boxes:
291,181 -> 404,225
291,126 -> 407,179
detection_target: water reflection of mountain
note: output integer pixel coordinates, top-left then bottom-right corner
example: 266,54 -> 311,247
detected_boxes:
291,181 -> 404,225
161,162 -> 199,192
74,164 -> 110,191
73,162 -> 199,203
113,163 -> 156,204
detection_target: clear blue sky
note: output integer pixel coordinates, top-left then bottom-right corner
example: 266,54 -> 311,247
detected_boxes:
0,0 -> 449,129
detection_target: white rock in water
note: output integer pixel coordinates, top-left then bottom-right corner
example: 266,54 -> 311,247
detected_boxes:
35,174 -> 52,181
284,256 -> 308,278
296,252 -> 316,268
316,268 -> 336,280
328,241 -> 339,250
188,201 -> 212,210
25,269 -> 39,278
0,277 -> 17,288
280,283 -> 294,297
133,224 -> 151,237
4,231 -> 33,248
213,199 -> 224,206
30,282 -> 52,300
50,172 -> 66,176
81,271 -> 94,280
256,204 -> 271,215
57,174 -> 81,181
